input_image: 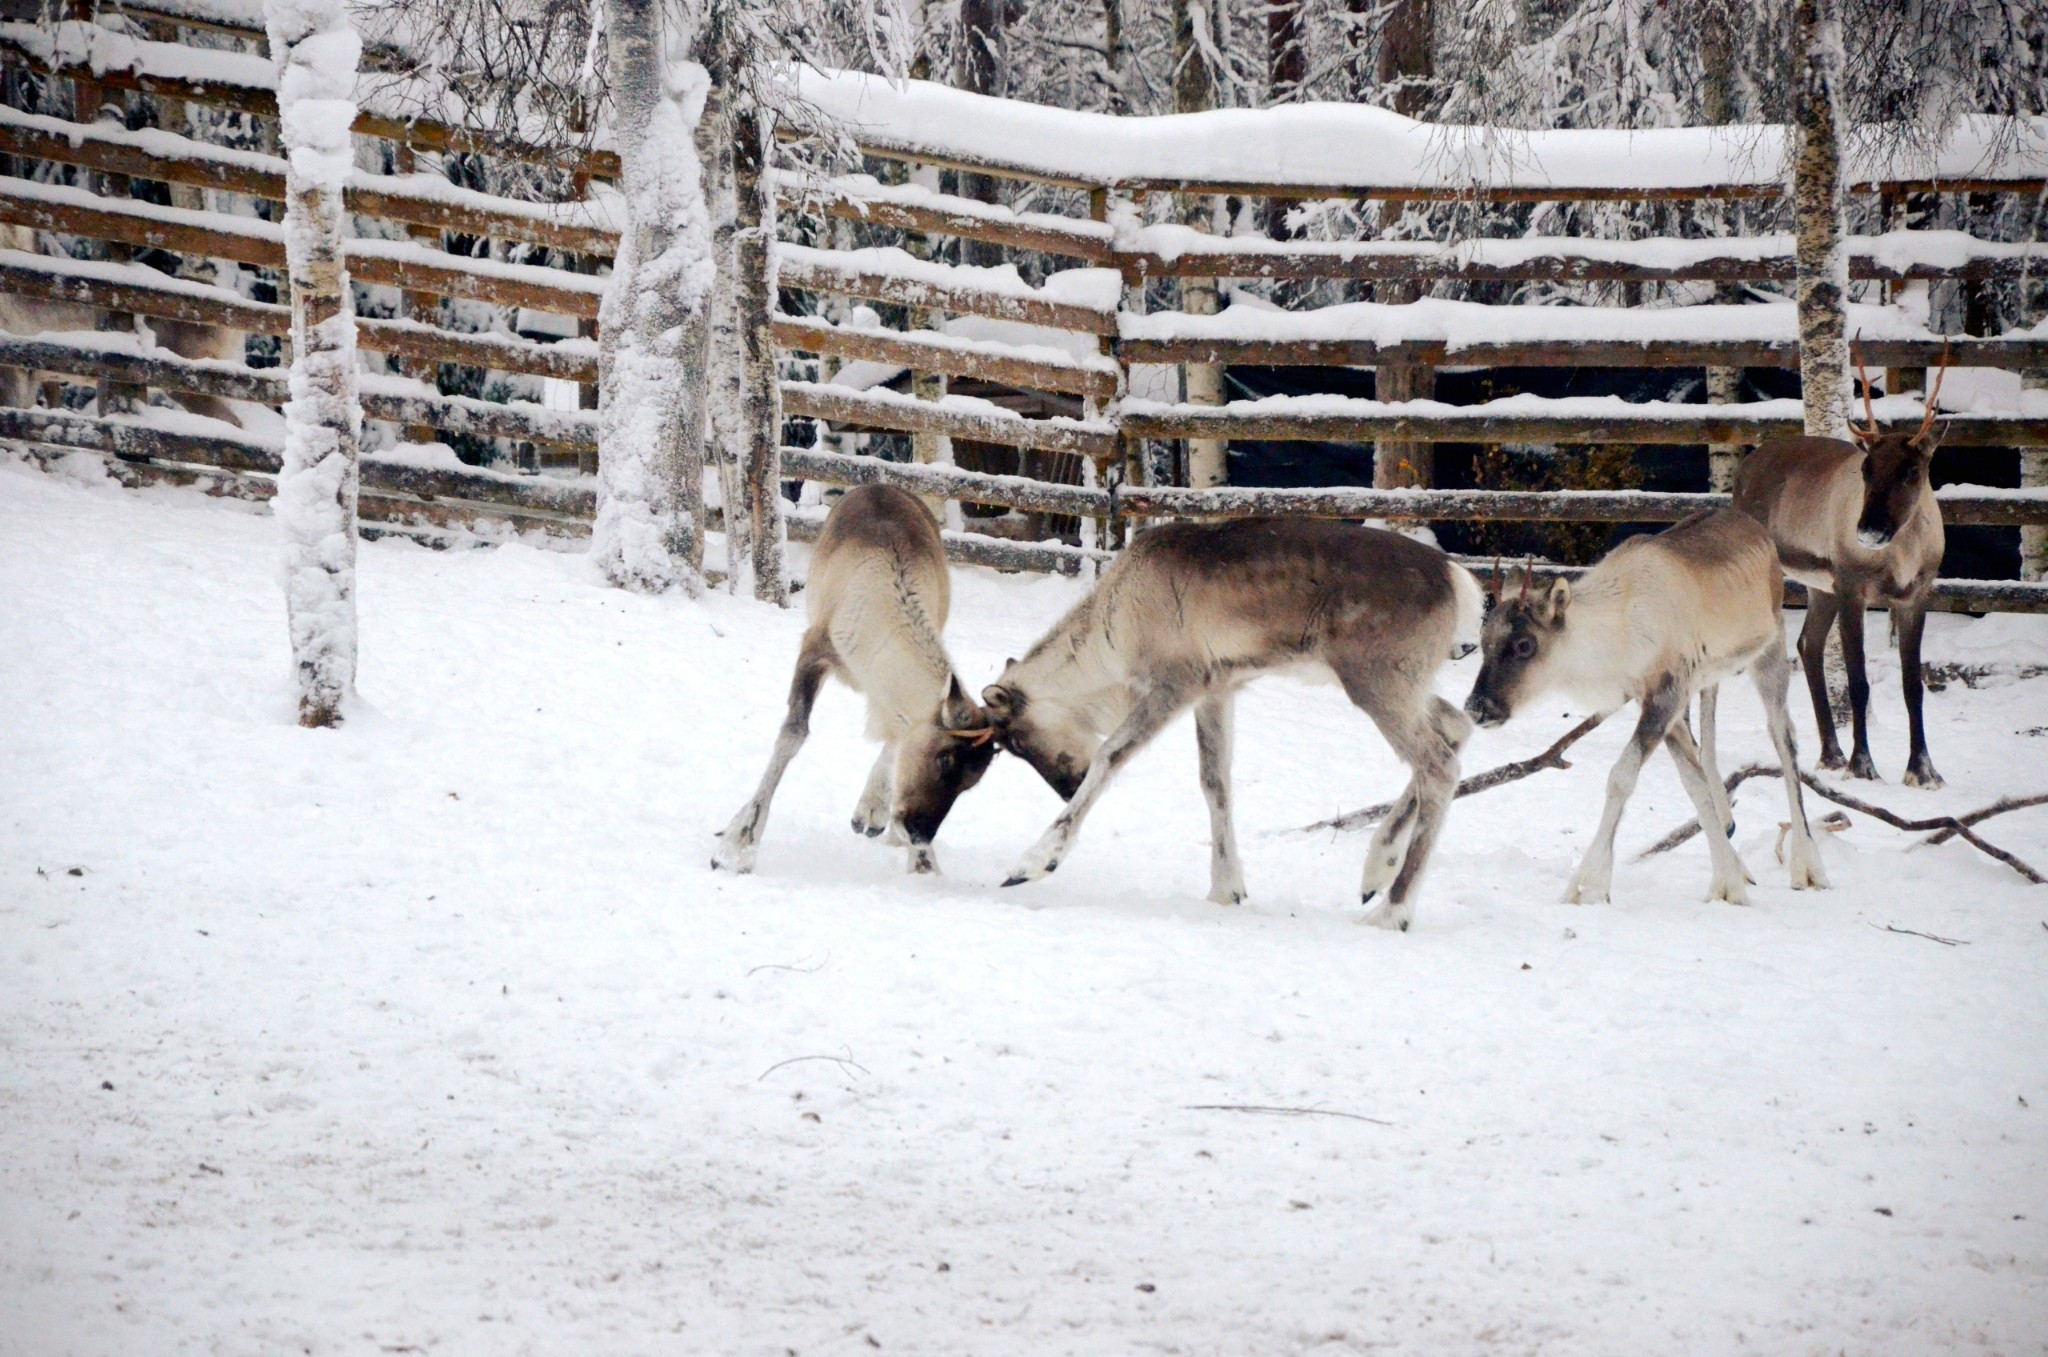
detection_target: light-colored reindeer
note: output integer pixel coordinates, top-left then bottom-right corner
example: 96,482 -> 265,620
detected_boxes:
0,226 -> 248,426
712,483 -> 997,876
1462,510 -> 1827,905
983,517 -> 1483,931
1732,347 -> 1948,787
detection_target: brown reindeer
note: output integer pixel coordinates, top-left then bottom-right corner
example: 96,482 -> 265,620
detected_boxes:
983,518 -> 1483,931
1463,511 -> 1827,905
712,484 -> 997,876
1732,348 -> 1947,787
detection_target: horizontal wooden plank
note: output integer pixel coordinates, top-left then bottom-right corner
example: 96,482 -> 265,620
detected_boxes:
1118,484 -> 2048,526
773,316 -> 1118,400
1116,336 -> 2048,371
780,446 -> 1110,516
777,251 -> 1116,335
0,28 -> 620,178
0,178 -> 604,316
784,510 -> 1104,576
789,183 -> 1112,263
780,380 -> 1117,459
0,406 -> 593,512
1118,403 -> 2048,447
0,110 -> 617,255
1118,244 -> 2048,284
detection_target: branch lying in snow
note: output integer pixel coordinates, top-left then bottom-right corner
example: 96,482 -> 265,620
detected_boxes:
1874,923 -> 1969,946
1295,715 -> 1606,835
1185,1104 -> 1394,1127
1637,765 -> 2048,885
757,1053 -> 869,1082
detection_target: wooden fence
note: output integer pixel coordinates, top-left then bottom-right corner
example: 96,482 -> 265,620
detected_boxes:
3,17 -> 2048,605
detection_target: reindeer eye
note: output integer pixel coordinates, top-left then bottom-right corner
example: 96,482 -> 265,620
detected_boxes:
1510,635 -> 1537,660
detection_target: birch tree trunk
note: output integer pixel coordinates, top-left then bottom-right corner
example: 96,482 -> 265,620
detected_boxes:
264,0 -> 362,728
1792,0 -> 1850,439
593,0 -> 713,595
699,5 -> 747,591
734,99 -> 787,604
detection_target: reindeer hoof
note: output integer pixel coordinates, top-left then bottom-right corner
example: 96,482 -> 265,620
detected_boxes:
1846,754 -> 1881,781
1818,750 -> 1848,772
1209,887 -> 1246,906
1359,900 -> 1413,931
1902,763 -> 1944,790
710,840 -> 757,875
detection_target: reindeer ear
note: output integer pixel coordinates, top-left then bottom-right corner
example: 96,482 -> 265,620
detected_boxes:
1540,577 -> 1572,625
981,683 -> 1016,722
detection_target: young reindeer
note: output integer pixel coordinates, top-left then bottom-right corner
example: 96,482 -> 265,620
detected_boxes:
1463,510 -> 1828,905
983,517 -> 1483,932
712,484 -> 998,876
1732,346 -> 1948,786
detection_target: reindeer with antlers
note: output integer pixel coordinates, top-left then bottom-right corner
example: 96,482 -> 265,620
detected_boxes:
712,484 -> 998,876
1463,512 -> 1828,905
1733,345 -> 1949,787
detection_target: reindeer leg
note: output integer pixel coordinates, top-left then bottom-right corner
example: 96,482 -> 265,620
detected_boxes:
1895,599 -> 1943,789
712,632 -> 833,874
1797,590 -> 1845,770
1664,721 -> 1752,904
1696,684 -> 1736,841
1565,682 -> 1683,905
1837,597 -> 1880,781
1194,692 -> 1246,906
1002,676 -> 1195,888
1751,644 -> 1829,890
851,743 -> 896,837
1360,697 -> 1470,932
1358,790 -> 1421,907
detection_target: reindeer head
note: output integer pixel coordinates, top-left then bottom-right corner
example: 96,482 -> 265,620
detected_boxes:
1849,340 -> 1945,551
893,676 -> 999,848
982,664 -> 1089,801
1463,562 -> 1572,729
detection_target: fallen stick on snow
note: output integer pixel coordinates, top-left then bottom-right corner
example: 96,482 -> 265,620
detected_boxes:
1185,1103 -> 1394,1126
1873,923 -> 1969,946
1294,714 -> 1606,834
1636,764 -> 2047,885
757,1053 -> 870,1082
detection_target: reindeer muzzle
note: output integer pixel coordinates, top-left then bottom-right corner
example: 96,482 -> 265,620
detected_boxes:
1857,527 -> 1894,550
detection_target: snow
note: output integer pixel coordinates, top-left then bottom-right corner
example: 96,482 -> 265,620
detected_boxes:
1119,297 -> 1944,349
803,171 -> 1116,245
3,460 -> 2046,1352
798,70 -> 2048,192
778,243 -> 1120,313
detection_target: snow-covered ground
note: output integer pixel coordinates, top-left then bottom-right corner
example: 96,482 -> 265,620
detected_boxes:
3,455 -> 2045,1356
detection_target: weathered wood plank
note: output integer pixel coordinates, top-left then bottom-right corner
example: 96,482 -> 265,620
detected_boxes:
1118,404 -> 2048,447
1116,336 -> 2048,371
773,316 -> 1118,400
778,253 -> 1116,335
780,445 -> 1111,515
780,380 -> 1117,458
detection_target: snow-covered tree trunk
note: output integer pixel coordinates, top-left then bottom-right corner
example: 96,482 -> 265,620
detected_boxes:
593,0 -> 714,595
1793,0 -> 1850,439
734,100 -> 787,604
265,0 -> 362,728
699,7 -> 747,592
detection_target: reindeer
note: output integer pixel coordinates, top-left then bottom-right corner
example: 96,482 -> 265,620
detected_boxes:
1,226 -> 248,426
1731,347 -> 1948,787
1463,510 -> 1828,905
712,484 -> 997,876
983,517 -> 1482,931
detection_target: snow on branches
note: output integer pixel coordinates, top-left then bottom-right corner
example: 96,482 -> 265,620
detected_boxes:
265,0 -> 363,726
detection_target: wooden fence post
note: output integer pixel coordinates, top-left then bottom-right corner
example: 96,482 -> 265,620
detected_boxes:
2025,366 -> 2047,582
734,100 -> 786,604
264,0 -> 363,727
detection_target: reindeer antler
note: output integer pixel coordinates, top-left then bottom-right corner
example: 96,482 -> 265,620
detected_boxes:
1917,339 -> 1951,441
1850,330 -> 1881,442
1519,555 -> 1534,604
1488,553 -> 1504,601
